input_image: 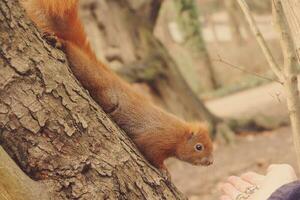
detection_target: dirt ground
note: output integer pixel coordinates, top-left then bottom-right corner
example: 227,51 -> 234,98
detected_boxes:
166,83 -> 297,200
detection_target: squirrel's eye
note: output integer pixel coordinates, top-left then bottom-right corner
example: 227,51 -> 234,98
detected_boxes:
195,143 -> 204,151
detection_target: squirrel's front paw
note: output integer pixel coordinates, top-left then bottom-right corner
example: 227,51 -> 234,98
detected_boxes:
42,32 -> 63,49
160,168 -> 171,181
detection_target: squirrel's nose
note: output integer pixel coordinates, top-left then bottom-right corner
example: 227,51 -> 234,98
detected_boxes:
204,154 -> 214,165
200,155 -> 214,166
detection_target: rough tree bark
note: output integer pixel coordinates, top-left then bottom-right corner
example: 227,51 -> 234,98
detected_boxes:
0,0 -> 186,199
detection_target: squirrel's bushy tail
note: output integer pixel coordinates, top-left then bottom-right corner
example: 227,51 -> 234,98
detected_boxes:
22,0 -> 95,59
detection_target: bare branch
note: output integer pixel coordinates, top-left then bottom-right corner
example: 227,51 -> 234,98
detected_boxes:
212,55 -> 282,84
237,0 -> 284,82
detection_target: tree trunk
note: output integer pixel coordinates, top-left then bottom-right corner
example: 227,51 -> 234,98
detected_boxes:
80,0 -> 220,124
0,0 -> 185,199
175,0 -> 220,90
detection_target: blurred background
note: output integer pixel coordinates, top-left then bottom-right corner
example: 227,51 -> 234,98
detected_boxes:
78,0 -> 296,199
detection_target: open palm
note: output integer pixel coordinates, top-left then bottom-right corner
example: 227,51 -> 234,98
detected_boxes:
219,164 -> 297,200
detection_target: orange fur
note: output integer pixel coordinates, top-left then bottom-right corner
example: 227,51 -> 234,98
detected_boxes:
22,0 -> 95,59
22,0 -> 214,171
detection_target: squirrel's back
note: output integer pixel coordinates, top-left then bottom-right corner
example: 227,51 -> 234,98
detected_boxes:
22,0 -> 95,59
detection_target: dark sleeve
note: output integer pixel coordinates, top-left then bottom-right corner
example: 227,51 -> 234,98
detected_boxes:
267,181 -> 300,200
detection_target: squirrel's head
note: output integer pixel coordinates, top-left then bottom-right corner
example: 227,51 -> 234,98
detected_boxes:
176,122 -> 213,166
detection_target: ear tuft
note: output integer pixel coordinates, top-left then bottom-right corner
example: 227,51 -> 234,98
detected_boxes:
186,131 -> 195,141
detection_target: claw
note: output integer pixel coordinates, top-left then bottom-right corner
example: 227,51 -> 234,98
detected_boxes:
159,165 -> 171,181
42,32 -> 63,49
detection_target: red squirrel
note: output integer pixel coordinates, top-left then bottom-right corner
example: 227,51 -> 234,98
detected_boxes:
22,0 -> 214,173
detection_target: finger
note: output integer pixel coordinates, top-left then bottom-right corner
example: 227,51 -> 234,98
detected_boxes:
219,195 -> 232,200
220,183 -> 241,199
241,172 -> 265,185
227,176 -> 254,192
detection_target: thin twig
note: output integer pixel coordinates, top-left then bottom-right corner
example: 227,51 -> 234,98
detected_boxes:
236,0 -> 284,82
212,55 -> 283,84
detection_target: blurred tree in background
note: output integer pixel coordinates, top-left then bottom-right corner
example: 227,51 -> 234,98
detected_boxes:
175,0 -> 219,89
224,0 -> 244,44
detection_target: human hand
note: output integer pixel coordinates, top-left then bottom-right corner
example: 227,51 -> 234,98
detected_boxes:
219,164 -> 297,200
